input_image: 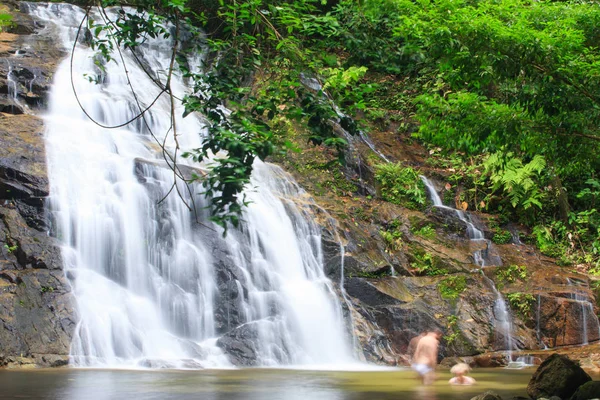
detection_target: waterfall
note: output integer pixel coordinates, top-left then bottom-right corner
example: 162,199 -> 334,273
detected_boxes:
28,2 -> 353,368
535,293 -> 548,349
420,176 -> 488,258
566,278 -> 600,345
420,176 -> 514,359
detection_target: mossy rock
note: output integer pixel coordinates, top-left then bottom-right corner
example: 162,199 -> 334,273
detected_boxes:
527,354 -> 591,399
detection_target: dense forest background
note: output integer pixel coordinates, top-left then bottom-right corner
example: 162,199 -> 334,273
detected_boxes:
4,0 -> 599,276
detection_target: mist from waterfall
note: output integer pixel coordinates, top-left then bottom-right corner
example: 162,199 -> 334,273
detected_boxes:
28,2 -> 353,369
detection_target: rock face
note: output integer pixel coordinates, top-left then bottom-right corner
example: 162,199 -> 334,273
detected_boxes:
0,2 -> 64,115
215,321 -> 264,366
527,354 -> 591,399
570,381 -> 600,400
0,3 -> 75,367
0,113 -> 76,367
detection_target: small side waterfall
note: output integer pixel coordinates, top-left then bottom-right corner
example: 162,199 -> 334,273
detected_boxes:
29,2 -> 354,368
420,176 -> 515,358
566,278 -> 600,345
535,293 -> 548,349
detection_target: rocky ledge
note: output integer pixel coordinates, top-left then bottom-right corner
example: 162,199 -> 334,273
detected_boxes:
0,2 -> 75,368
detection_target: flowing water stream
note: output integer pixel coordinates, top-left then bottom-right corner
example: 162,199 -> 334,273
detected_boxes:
566,278 -> 600,345
27,2 -> 354,369
420,176 -> 515,359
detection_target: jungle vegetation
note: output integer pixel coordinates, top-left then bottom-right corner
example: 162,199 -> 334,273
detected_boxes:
71,0 -> 600,272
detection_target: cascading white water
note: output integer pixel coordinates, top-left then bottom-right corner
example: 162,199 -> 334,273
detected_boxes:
29,2 -> 353,368
566,278 -> 600,345
535,293 -> 548,349
420,176 -> 514,358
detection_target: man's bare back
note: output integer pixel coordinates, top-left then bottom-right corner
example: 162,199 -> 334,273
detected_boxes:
411,331 -> 442,384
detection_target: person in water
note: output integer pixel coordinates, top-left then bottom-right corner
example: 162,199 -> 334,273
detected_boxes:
449,363 -> 476,385
407,332 -> 426,362
411,329 -> 443,385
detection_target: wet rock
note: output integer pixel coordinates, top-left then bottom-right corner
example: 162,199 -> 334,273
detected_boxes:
216,321 -> 261,366
34,354 -> 69,367
0,10 -> 75,365
137,359 -> 178,369
213,262 -> 250,335
473,353 -> 509,368
470,391 -> 503,400
527,354 -> 591,399
345,278 -> 403,307
569,381 -> 600,400
537,293 -> 600,347
0,3 -> 65,115
0,100 -> 24,115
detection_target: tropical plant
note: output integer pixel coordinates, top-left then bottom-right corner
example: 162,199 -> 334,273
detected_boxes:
375,163 -> 426,210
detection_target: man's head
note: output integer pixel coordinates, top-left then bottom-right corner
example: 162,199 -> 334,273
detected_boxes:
429,328 -> 443,340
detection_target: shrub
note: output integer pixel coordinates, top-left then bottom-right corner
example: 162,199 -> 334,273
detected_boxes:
438,275 -> 467,300
492,229 -> 512,244
507,292 -> 536,318
375,163 -> 426,210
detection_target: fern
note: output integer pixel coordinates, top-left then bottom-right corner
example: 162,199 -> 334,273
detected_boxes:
483,152 -> 546,211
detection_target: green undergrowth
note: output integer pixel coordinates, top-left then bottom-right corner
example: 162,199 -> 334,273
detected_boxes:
411,223 -> 436,240
495,265 -> 528,290
375,164 -> 426,210
507,292 -> 536,319
380,219 -> 404,252
438,275 -> 467,301
410,248 -> 447,276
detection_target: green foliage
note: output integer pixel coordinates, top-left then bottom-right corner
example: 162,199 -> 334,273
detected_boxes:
444,314 -> 461,345
532,224 -> 568,259
347,268 -> 391,279
492,229 -> 512,245
495,265 -> 528,284
411,250 -> 447,276
3,243 -> 17,253
375,163 -> 426,210
507,292 -> 536,318
483,152 -> 546,213
327,0 -> 600,269
411,224 -> 436,240
380,219 -> 403,252
0,12 -> 14,32
438,275 -> 467,300
415,92 -> 534,155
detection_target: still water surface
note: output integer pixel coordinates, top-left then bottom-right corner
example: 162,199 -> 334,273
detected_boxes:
0,368 -> 534,400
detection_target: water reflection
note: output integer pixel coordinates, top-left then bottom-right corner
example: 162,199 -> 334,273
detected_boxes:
0,368 -> 534,400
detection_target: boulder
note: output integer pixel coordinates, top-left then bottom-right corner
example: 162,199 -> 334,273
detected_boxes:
470,391 -> 503,400
527,354 -> 592,399
569,381 -> 600,400
216,322 -> 260,366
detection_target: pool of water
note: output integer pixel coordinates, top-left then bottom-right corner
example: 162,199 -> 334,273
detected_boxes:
0,367 -> 535,400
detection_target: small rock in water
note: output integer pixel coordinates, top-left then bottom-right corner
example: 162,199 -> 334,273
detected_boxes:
470,390 -> 503,400
526,353 -> 591,400
137,359 -> 177,369
179,359 -> 204,369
